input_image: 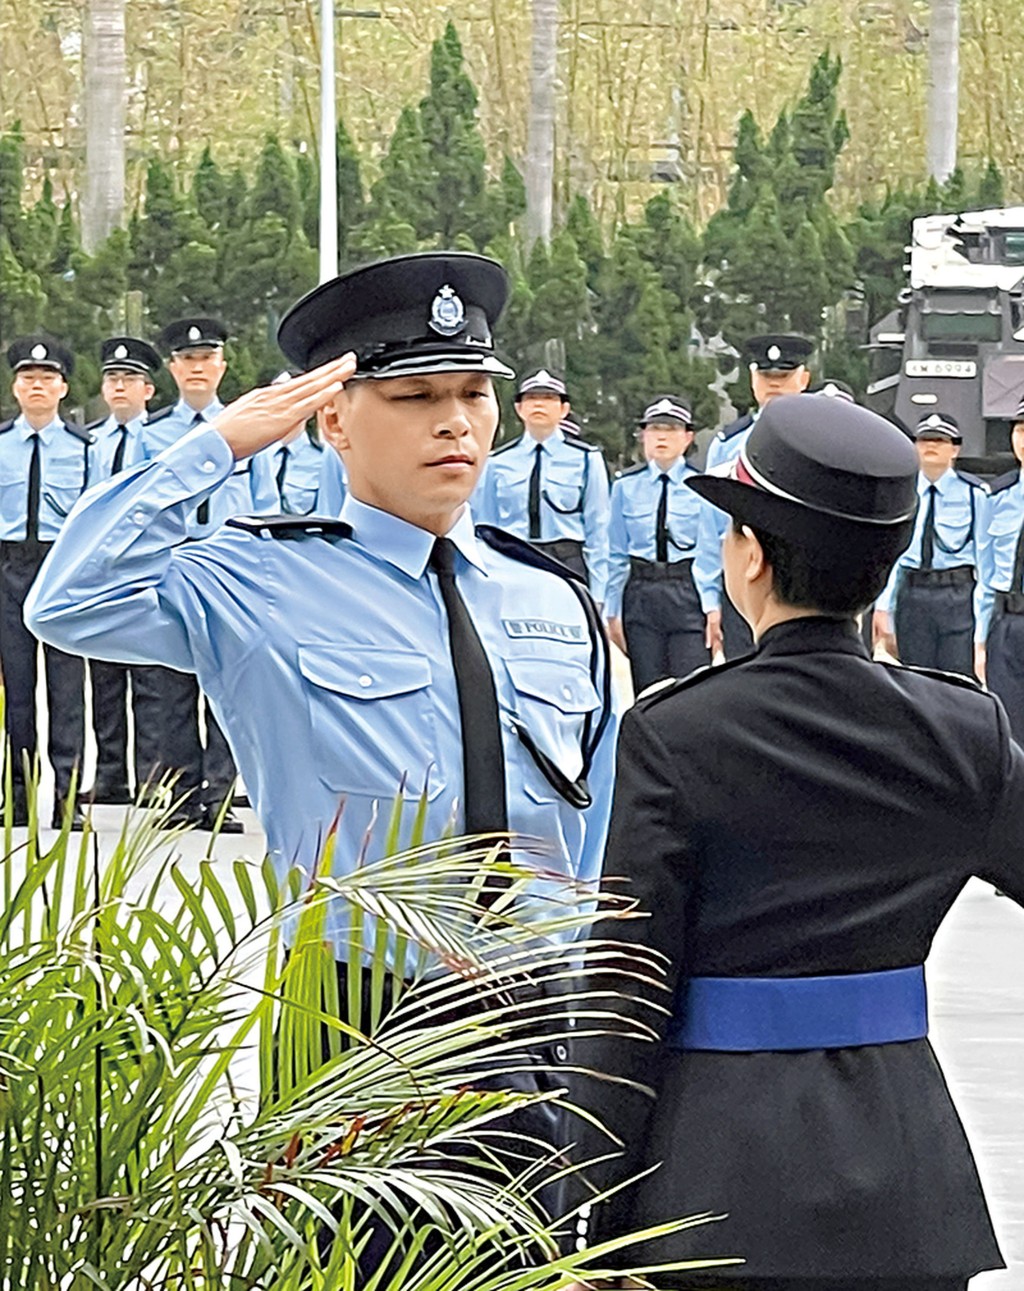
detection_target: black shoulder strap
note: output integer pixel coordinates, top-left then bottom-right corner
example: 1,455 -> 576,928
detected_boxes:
490,436 -> 521,457
226,514 -> 353,541
617,462 -> 646,479
145,405 -> 175,424
62,420 -> 95,446
989,470 -> 1019,496
880,659 -> 987,694
0,419 -> 14,435
634,649 -> 757,712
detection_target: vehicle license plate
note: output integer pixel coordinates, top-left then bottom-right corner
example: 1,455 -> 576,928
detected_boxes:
904,360 -> 977,378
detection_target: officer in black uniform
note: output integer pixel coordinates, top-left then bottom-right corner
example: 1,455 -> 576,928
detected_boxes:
80,336 -> 164,803
0,337 -> 92,827
571,394 -> 1020,1291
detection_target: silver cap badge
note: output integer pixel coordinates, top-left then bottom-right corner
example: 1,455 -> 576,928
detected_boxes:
428,285 -> 466,337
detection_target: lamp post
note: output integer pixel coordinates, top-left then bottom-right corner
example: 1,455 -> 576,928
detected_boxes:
319,3 -> 380,283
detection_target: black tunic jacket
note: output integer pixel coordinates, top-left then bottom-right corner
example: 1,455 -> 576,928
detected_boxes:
573,615 -> 1020,1280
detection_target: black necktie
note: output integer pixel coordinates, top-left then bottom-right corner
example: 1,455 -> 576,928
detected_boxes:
276,446 -> 290,505
920,485 -> 937,570
528,442 -> 543,540
26,434 -> 40,541
193,412 -> 211,526
655,472 -> 671,562
111,424 -> 129,475
430,537 -> 508,852
1012,518 -> 1024,593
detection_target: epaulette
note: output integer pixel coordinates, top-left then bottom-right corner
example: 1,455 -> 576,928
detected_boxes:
490,437 -> 521,456
225,514 -> 352,541
715,412 -> 754,444
615,463 -> 647,480
0,419 -> 14,435
62,420 -> 95,445
144,405 -> 175,424
880,660 -> 987,694
634,650 -> 757,712
85,415 -> 108,432
563,435 -> 601,452
476,524 -> 585,583
988,470 -> 1018,495
956,469 -> 988,492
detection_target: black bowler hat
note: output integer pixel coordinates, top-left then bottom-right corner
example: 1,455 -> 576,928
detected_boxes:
808,379 -> 855,403
101,336 -> 162,377
515,368 -> 568,400
278,252 -> 514,380
158,318 -> 228,354
639,395 -> 693,428
914,412 -> 962,444
686,394 -> 918,567
746,333 -> 814,372
7,335 -> 74,377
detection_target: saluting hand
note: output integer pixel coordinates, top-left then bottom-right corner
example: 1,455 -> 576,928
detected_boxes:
211,353 -> 356,460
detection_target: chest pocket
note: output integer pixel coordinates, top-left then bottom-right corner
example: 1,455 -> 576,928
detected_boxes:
503,655 -> 600,802
42,446 -> 90,520
297,644 -> 445,801
988,505 -> 1021,542
934,492 -> 975,555
543,459 -> 587,515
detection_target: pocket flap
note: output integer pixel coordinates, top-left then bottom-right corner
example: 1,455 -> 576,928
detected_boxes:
297,645 -> 431,699
504,656 -> 599,714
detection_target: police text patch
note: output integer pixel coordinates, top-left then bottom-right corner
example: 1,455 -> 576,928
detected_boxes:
503,618 -> 583,642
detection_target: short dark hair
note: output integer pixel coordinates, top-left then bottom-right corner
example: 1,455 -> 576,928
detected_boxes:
735,520 -> 896,614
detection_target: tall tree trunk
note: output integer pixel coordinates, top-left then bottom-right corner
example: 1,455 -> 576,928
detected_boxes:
524,0 -> 558,247
927,0 -> 960,184
82,0 -> 126,253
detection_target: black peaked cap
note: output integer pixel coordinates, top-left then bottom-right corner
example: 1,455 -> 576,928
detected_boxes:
101,336 -> 162,376
159,318 -> 228,354
914,412 -> 961,443
277,252 -> 513,378
7,335 -> 74,377
746,333 -> 814,371
687,394 -> 918,566
639,394 -> 693,427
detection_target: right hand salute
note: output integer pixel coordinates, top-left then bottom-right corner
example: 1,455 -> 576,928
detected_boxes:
211,353 -> 356,459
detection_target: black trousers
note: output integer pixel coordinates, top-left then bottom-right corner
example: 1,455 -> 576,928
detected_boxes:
986,607 -> 1024,742
623,567 -> 710,692
0,540 -> 84,802
894,580 -> 975,676
89,660 -> 168,792
129,664 -> 235,809
722,592 -> 754,659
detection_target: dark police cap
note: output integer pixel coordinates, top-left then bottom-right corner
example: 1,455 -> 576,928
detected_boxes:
7,335 -> 74,377
807,379 -> 855,403
159,318 -> 228,354
278,252 -> 514,380
687,394 -> 918,567
639,395 -> 693,428
746,333 -> 814,371
914,412 -> 961,443
516,368 -> 568,400
101,336 -> 162,377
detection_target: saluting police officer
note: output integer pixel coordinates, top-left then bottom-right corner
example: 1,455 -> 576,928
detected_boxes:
694,333 -> 812,659
475,369 -> 610,603
606,396 -> 709,692
80,336 -> 163,804
873,413 -> 986,677
975,396 -> 1024,736
27,256 -> 619,1237
137,319 -> 273,830
570,394 -> 1020,1291
0,337 -> 92,827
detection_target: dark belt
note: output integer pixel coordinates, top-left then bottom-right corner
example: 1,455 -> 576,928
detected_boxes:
532,538 -> 584,563
629,556 -> 694,582
995,591 -> 1024,616
667,965 -> 928,1052
904,565 -> 974,589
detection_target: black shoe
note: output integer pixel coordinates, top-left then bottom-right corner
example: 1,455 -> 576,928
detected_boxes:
202,804 -> 245,834
232,792 -> 251,808
52,801 -> 86,830
6,797 -> 29,828
79,782 -> 133,806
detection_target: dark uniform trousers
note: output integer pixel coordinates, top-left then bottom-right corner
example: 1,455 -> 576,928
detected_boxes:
894,566 -> 975,677
623,558 -> 710,692
89,661 -> 173,795
0,540 -> 84,803
132,664 -> 235,811
985,594 -> 1024,742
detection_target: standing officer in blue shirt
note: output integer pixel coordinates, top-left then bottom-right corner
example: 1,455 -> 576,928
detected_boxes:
0,337 -> 93,827
475,369 -> 610,603
975,396 -> 1024,737
27,249 -> 618,958
316,435 -> 348,515
873,413 -> 986,677
694,333 -> 812,659
80,336 -> 164,804
606,396 -> 708,692
256,375 -> 328,515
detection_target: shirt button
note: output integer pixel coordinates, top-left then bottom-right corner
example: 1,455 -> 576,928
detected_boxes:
358,674 -> 373,688
200,460 -> 217,474
131,510 -> 146,525
561,684 -> 573,701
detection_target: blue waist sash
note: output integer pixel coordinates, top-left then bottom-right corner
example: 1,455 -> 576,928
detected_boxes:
667,965 -> 928,1052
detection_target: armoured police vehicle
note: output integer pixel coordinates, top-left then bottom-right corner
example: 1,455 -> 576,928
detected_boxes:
865,207 -> 1024,474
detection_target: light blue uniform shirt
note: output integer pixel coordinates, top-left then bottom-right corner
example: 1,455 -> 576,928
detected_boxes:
318,448 -> 348,516
88,412 -> 148,482
605,457 -> 702,618
876,468 -> 986,616
0,414 -> 93,541
26,425 -> 618,952
692,413 -> 756,613
257,433 -> 326,515
137,398 -> 276,536
975,469 -> 1024,641
475,429 -> 611,603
